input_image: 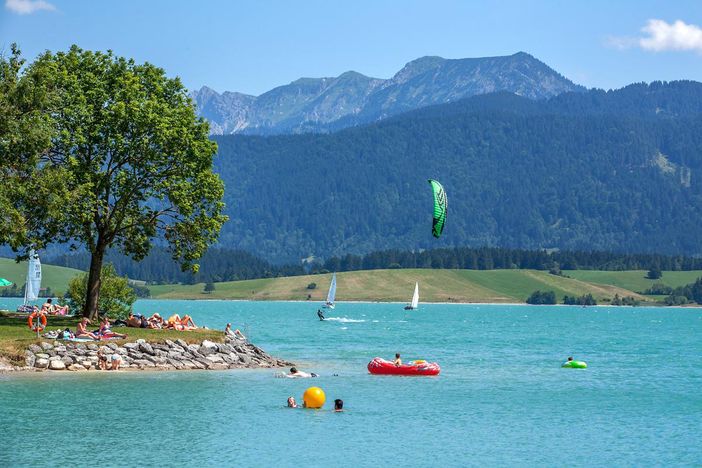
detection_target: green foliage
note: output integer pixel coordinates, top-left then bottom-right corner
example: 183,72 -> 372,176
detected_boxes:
6,45 -> 227,317
647,266 -> 662,280
526,290 -> 556,305
66,264 -> 136,319
306,282 -> 317,290
563,293 -> 597,306
664,276 -> 702,305
204,282 -> 215,293
610,294 -> 639,306
664,295 -> 689,306
643,282 -> 673,295
128,283 -> 151,298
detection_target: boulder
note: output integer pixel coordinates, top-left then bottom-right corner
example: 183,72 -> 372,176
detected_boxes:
209,363 -> 228,370
48,360 -> 66,370
138,342 -> 154,355
61,356 -> 74,366
67,364 -> 86,371
201,340 -> 218,350
49,355 -> 63,361
87,343 -> 99,351
40,342 -> 53,351
34,358 -> 49,368
29,344 -> 43,353
175,339 -> 189,349
132,359 -> 155,368
35,353 -> 50,360
106,342 -> 119,351
24,352 -> 36,367
54,345 -> 67,354
198,346 -> 214,356
129,351 -> 144,360
205,354 -> 224,363
239,355 -> 252,365
123,342 -> 139,350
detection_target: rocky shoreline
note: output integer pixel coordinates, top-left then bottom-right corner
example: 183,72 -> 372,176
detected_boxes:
4,335 -> 293,372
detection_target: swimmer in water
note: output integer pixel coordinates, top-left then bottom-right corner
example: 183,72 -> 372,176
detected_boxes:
287,396 -> 298,408
286,367 -> 318,378
317,309 -> 325,321
334,399 -> 344,412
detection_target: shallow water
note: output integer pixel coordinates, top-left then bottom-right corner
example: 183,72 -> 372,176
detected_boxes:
1,299 -> 700,467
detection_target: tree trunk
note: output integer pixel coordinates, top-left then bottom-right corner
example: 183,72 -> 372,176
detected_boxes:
82,240 -> 106,319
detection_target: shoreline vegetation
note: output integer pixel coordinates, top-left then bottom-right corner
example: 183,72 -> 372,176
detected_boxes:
3,264 -> 702,305
0,314 -> 292,373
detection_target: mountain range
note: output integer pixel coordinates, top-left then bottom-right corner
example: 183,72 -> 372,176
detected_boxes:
191,52 -> 583,135
210,80 -> 702,262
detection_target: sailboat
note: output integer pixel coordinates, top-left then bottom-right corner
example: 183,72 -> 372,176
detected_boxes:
404,282 -> 419,310
17,249 -> 42,313
323,272 -> 336,309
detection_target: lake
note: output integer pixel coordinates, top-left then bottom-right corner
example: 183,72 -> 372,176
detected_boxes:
1,299 -> 700,467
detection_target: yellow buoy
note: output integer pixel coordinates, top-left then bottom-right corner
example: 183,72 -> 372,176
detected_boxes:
303,386 -> 326,409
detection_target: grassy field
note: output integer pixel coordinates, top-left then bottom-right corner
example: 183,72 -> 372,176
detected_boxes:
149,269 -> 649,303
566,270 -> 702,293
0,257 -> 83,295
0,313 -> 224,365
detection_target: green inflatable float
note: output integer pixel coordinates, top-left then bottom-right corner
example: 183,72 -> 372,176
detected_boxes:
562,360 -> 587,369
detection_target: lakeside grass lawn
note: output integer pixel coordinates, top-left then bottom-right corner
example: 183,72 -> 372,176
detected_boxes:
566,270 -> 702,293
0,257 -> 82,296
149,269 -> 649,303
0,313 -> 224,365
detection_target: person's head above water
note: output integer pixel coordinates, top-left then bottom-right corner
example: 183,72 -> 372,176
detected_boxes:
290,367 -> 297,374
287,397 -> 297,407
567,357 -> 573,361
334,399 -> 343,411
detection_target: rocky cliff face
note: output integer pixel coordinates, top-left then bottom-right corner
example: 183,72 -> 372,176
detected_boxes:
191,52 -> 583,135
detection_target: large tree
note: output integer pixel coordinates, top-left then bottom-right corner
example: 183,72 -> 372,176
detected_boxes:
18,46 -> 227,318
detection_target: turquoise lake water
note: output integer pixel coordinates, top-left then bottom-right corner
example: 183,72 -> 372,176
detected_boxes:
1,299 -> 700,467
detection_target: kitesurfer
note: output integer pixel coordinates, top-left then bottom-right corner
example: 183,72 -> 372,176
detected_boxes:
317,309 -> 325,321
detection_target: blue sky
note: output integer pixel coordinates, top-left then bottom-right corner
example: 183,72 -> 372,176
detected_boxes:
1,0 -> 701,95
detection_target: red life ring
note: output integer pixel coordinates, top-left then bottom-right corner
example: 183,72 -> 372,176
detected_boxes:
28,311 -> 47,331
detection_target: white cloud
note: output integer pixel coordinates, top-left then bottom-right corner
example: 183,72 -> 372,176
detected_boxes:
606,19 -> 702,54
5,0 -> 56,15
639,19 -> 702,52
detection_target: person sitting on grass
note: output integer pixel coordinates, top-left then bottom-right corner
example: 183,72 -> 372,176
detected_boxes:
41,298 -> 55,314
99,316 -> 127,339
224,323 -> 246,340
75,318 -> 99,340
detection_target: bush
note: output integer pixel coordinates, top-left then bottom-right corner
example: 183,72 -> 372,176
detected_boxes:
646,266 -> 662,279
643,282 -> 673,295
129,283 -> 151,298
204,282 -> 216,294
66,264 -> 136,319
307,282 -> 317,290
664,294 -> 689,306
563,293 -> 597,306
526,290 -> 557,305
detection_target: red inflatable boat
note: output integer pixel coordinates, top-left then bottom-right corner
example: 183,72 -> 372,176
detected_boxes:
367,357 -> 440,376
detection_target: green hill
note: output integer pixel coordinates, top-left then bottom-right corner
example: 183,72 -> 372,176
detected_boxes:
566,270 -> 702,293
149,268 -> 650,303
0,257 -> 83,296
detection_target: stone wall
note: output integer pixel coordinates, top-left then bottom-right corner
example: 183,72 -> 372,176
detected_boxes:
19,335 -> 292,372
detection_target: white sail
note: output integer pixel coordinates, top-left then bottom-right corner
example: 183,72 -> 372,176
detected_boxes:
324,273 -> 337,308
24,250 -> 41,303
410,282 -> 419,309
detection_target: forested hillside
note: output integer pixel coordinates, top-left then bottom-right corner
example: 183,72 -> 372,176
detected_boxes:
212,81 -> 702,262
